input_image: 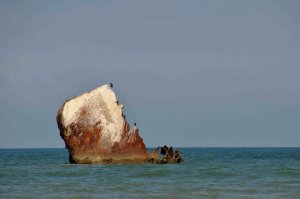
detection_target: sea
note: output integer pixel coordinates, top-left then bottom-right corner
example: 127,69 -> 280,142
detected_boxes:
0,148 -> 299,198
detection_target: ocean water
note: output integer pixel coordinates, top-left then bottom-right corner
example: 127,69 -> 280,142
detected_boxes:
0,148 -> 299,198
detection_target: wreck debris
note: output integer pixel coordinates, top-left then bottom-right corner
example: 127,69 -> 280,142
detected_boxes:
147,145 -> 183,164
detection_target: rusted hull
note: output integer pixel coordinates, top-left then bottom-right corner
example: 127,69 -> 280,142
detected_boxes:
56,84 -> 182,164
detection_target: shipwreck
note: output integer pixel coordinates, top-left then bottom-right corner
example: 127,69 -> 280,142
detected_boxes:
56,84 -> 182,164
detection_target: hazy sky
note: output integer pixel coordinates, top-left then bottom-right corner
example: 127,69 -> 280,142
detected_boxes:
1,0 -> 300,148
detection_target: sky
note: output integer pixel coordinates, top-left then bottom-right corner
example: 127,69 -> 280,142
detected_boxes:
0,0 -> 300,148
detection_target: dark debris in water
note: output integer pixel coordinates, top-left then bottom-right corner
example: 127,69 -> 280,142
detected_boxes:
147,145 -> 183,164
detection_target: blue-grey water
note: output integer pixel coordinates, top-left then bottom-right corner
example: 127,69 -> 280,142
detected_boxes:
0,148 -> 299,198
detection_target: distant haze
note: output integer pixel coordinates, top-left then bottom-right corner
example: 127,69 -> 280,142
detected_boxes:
1,1 -> 299,148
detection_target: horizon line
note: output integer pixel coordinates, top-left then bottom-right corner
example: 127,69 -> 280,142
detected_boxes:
0,146 -> 299,149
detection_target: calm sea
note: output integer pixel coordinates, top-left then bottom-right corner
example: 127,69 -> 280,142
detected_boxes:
0,148 -> 299,198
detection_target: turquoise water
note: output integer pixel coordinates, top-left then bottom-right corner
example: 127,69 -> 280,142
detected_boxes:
0,148 -> 299,198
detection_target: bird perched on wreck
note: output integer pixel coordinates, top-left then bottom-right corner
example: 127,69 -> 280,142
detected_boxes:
109,83 -> 113,88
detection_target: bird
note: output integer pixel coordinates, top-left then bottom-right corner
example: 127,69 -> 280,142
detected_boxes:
116,100 -> 119,105
109,83 -> 113,88
134,122 -> 137,126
